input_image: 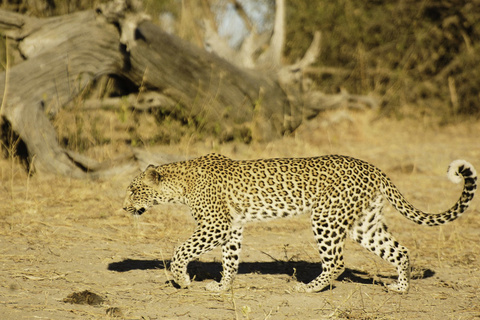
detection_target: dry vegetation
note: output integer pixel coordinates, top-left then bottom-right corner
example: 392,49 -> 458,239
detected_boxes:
1,111 -> 480,319
286,0 -> 480,120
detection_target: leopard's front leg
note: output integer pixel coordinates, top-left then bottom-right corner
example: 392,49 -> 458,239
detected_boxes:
206,223 -> 245,292
170,245 -> 193,288
170,224 -> 229,289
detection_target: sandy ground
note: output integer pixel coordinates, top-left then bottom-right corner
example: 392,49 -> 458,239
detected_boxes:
1,111 -> 480,319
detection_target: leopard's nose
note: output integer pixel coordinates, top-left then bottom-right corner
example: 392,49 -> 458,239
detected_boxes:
135,208 -> 146,215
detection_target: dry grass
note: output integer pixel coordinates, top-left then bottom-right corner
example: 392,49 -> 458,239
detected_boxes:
0,110 -> 479,319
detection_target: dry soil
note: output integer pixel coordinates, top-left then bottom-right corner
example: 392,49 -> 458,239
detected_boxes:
1,111 -> 479,319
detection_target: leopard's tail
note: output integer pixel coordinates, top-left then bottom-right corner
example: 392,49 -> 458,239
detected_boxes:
380,160 -> 477,226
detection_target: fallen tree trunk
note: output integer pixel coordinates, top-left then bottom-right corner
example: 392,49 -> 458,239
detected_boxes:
123,19 -> 298,140
0,10 -> 122,177
0,4 -> 301,177
0,1 -> 375,178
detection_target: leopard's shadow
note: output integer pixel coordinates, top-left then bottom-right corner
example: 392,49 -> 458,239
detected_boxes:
107,259 -> 435,287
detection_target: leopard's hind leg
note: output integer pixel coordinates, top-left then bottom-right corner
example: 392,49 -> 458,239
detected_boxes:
350,194 -> 410,293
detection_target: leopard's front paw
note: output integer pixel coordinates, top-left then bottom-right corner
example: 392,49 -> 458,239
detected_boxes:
205,281 -> 230,292
385,282 -> 409,294
293,282 -> 314,293
172,274 -> 191,289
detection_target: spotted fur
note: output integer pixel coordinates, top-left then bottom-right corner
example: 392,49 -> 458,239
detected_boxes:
123,154 -> 477,293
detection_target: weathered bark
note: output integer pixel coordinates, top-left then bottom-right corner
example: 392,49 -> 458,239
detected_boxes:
123,20 -> 298,139
0,10 -> 122,177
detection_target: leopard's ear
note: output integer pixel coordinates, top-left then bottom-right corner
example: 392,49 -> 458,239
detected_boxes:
143,165 -> 161,187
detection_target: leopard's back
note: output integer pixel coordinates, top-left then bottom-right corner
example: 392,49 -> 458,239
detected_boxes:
205,155 -> 382,223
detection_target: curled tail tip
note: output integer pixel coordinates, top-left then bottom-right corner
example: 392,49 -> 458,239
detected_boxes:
447,160 -> 477,184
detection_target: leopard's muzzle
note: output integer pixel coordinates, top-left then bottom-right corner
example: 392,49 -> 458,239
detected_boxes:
123,206 -> 146,216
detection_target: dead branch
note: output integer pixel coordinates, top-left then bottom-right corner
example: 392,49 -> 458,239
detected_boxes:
78,92 -> 177,112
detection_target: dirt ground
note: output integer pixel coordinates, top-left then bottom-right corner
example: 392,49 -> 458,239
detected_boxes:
1,111 -> 479,319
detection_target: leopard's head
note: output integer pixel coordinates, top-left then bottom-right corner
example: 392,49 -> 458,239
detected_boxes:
123,164 -> 186,216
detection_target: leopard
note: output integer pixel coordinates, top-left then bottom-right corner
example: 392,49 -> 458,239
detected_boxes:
123,153 -> 477,293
